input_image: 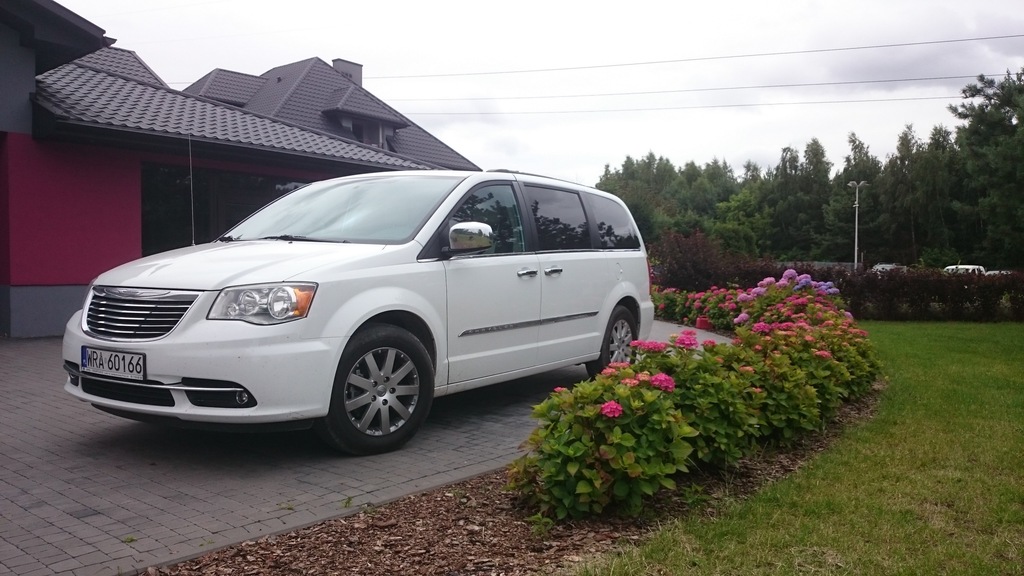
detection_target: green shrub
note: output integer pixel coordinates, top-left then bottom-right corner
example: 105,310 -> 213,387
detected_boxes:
507,366 -> 698,520
510,269 -> 883,520
629,336 -> 762,467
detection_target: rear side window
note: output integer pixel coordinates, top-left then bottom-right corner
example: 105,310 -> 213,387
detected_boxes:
588,194 -> 641,249
522,185 -> 590,251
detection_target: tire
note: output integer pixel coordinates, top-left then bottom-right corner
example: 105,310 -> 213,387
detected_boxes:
586,305 -> 637,379
315,324 -> 434,455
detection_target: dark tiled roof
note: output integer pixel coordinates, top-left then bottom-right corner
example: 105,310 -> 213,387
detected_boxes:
34,61 -> 432,170
184,69 -> 266,106
392,123 -> 479,171
323,84 -> 408,126
214,57 -> 479,171
243,58 -> 316,118
74,47 -> 166,86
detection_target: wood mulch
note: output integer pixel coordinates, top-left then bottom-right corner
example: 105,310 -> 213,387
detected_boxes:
153,382 -> 884,576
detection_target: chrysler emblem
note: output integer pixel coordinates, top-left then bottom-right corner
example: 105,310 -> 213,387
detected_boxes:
96,287 -> 171,299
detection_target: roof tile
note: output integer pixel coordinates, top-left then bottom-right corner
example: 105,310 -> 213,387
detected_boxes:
35,62 -> 431,170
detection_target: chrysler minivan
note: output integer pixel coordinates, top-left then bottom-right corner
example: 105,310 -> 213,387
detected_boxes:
63,170 -> 654,454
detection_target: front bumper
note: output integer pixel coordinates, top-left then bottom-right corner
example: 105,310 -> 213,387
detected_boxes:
62,310 -> 343,425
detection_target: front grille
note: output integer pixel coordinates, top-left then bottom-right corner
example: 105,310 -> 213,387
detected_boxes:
81,376 -> 176,406
86,287 -> 199,340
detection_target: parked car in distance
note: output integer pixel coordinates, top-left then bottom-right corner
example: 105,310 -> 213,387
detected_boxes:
62,170 -> 654,454
870,263 -> 907,273
943,265 -> 987,274
985,269 -> 1014,275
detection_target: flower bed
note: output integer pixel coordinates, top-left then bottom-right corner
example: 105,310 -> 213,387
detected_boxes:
509,270 -> 881,520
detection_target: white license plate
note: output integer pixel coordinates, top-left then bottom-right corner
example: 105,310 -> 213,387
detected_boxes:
81,347 -> 146,380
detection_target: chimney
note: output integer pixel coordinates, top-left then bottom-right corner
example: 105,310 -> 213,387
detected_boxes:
332,58 -> 363,86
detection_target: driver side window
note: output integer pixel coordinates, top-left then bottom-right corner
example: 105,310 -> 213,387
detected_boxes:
450,184 -> 525,254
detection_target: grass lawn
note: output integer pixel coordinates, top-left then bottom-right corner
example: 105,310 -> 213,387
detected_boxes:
576,322 -> 1024,575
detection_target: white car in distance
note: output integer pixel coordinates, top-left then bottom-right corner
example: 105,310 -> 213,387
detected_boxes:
62,170 -> 654,454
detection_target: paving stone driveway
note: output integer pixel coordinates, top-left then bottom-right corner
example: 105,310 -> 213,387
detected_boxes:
0,322 -> 708,576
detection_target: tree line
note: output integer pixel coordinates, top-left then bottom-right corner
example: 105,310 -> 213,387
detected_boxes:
596,70 -> 1024,270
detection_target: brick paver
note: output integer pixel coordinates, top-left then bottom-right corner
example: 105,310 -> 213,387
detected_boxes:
0,322 -> 708,575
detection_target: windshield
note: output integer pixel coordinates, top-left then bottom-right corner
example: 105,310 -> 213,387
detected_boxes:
225,174 -> 463,244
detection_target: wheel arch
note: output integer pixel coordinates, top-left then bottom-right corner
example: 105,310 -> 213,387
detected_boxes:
358,310 -> 438,369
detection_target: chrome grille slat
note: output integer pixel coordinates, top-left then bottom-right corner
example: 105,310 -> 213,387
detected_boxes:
85,287 -> 201,341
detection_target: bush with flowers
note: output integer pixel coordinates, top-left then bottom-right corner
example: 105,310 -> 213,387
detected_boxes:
628,333 -> 763,467
511,269 -> 881,520
507,364 -> 698,520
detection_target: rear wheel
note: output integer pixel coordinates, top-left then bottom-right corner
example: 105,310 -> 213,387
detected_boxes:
315,324 -> 434,455
586,305 -> 637,379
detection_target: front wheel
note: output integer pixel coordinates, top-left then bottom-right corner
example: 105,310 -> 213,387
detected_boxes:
315,324 -> 434,455
586,305 -> 637,379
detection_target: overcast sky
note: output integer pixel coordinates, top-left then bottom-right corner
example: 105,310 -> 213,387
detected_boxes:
57,0 -> 1024,186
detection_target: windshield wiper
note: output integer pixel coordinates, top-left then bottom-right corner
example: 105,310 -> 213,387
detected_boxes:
216,235 -> 237,242
258,234 -> 331,242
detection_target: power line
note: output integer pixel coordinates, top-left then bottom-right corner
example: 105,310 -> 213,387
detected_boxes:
406,95 -> 960,116
367,34 -> 1024,79
387,74 -> 992,102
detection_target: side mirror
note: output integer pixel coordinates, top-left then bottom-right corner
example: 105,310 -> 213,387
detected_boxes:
446,222 -> 494,256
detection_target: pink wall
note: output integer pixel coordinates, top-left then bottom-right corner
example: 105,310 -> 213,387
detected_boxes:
1,133 -> 10,285
6,133 -> 139,285
3,133 -> 337,286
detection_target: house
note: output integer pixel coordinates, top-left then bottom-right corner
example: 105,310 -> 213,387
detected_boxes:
0,0 -> 478,337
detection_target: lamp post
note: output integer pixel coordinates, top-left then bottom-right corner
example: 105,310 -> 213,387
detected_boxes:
847,181 -> 868,271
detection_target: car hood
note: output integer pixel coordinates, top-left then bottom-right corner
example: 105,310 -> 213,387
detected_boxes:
93,241 -> 392,290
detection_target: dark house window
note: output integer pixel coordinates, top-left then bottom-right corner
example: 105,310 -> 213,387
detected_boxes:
141,164 -> 306,256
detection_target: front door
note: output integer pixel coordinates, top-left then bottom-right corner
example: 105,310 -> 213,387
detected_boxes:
443,183 -> 539,383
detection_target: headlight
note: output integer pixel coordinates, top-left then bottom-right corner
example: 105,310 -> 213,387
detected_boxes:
208,283 -> 317,324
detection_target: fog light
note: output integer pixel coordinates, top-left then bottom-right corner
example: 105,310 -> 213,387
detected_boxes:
235,391 -> 250,405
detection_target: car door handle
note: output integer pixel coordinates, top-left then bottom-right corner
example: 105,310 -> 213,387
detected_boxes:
544,266 -> 563,276
517,268 -> 539,277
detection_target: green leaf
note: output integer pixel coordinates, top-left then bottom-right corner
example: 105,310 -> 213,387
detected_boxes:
598,444 -> 617,460
575,480 -> 593,494
613,479 -> 631,498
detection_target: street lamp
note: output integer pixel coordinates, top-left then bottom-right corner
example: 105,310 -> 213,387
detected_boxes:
847,181 -> 868,271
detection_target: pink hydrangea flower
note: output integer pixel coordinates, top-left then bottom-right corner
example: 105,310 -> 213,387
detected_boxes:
608,362 -> 631,369
738,366 -> 755,374
600,400 -> 623,418
637,372 -> 652,382
814,350 -> 833,359
631,340 -> 668,353
751,387 -> 764,393
675,331 -> 699,350
600,367 -> 617,376
702,339 -> 717,348
621,378 -> 639,387
650,373 -> 676,392
554,387 -> 567,392
752,322 -> 771,334
734,312 -> 750,324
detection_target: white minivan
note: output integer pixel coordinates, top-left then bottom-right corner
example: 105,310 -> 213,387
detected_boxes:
63,170 -> 654,454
